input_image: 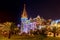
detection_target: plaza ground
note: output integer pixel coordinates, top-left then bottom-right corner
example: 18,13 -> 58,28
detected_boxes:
0,34 -> 60,40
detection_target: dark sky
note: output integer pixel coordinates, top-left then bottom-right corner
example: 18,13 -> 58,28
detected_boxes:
0,0 -> 60,23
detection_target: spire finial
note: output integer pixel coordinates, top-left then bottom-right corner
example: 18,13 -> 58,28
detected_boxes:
24,4 -> 26,7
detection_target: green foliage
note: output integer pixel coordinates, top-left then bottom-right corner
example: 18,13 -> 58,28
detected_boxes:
10,22 -> 16,31
10,22 -> 19,34
51,27 -> 57,37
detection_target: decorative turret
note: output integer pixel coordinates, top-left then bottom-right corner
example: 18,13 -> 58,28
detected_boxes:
36,15 -> 41,19
36,15 -> 41,21
29,17 -> 33,22
29,17 -> 32,20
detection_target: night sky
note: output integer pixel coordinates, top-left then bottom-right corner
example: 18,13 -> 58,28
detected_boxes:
0,0 -> 60,23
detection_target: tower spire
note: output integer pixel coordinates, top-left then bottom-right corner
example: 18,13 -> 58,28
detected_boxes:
21,4 -> 28,18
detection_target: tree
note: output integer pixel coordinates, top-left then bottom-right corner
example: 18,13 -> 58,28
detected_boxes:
56,27 -> 60,36
8,22 -> 17,38
52,27 -> 57,37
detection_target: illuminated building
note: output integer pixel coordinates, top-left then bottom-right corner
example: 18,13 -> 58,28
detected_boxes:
21,4 -> 32,33
51,19 -> 60,28
20,4 -> 46,34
